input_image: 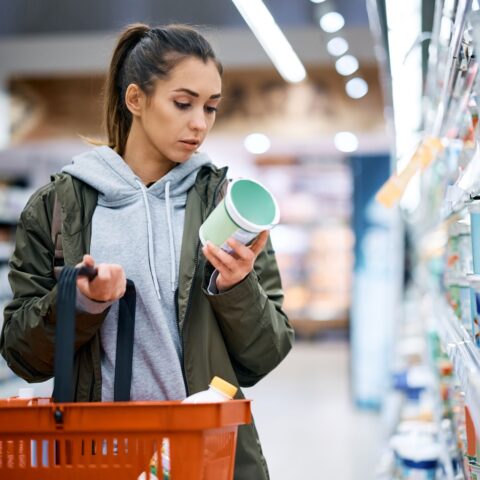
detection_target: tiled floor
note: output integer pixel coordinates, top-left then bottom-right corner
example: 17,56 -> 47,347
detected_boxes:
243,337 -> 383,480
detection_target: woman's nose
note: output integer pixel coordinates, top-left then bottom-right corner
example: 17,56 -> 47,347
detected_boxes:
189,110 -> 208,132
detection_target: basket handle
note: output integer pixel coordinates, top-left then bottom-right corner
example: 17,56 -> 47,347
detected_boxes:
53,265 -> 136,403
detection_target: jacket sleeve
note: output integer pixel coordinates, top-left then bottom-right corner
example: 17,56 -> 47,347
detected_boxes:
0,188 -> 107,383
203,237 -> 294,387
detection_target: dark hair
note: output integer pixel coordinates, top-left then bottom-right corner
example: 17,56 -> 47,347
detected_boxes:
104,23 -> 223,156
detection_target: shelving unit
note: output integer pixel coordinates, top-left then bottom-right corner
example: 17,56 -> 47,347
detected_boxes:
434,292 -> 480,432
255,157 -> 353,334
371,0 -> 480,477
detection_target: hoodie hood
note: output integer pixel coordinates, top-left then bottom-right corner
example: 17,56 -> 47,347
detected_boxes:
63,145 -> 212,206
63,145 -> 212,303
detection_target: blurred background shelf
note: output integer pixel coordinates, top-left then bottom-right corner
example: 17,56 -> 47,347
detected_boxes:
289,317 -> 349,338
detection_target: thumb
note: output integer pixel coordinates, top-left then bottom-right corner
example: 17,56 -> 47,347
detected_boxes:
83,254 -> 95,267
250,231 -> 269,256
76,254 -> 95,269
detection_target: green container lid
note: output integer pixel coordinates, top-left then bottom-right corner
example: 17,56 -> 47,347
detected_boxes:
226,179 -> 279,231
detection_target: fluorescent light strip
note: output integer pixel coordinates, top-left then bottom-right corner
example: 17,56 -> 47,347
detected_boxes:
231,0 -> 307,83
385,0 -> 422,163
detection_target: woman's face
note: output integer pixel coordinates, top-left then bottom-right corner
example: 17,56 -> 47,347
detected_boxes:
135,56 -> 222,164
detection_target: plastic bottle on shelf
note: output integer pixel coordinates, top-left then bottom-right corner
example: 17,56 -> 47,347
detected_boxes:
390,432 -> 441,479
182,376 -> 237,403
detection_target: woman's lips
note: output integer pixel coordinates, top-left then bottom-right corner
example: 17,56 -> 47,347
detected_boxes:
179,140 -> 199,150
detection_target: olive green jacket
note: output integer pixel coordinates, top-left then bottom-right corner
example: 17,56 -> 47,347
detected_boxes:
0,163 -> 294,479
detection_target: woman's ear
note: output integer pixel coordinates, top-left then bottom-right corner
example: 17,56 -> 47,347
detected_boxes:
125,83 -> 144,117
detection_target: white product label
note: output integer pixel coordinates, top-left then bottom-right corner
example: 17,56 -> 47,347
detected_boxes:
221,229 -> 258,253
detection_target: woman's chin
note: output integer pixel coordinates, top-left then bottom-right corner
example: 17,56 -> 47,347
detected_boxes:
172,152 -> 197,164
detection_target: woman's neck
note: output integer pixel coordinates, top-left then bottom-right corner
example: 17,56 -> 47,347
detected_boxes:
122,122 -> 175,185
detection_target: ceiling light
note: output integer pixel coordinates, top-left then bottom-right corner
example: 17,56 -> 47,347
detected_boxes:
244,133 -> 271,154
310,0 -> 327,3
231,0 -> 307,83
345,77 -> 369,99
335,55 -> 359,76
319,12 -> 345,33
385,0 -> 422,157
334,132 -> 359,153
326,37 -> 349,56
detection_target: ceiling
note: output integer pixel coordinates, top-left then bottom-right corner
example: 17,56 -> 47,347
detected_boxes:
0,0 -> 369,37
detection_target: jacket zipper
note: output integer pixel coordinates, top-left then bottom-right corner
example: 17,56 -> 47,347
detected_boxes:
177,171 -> 227,396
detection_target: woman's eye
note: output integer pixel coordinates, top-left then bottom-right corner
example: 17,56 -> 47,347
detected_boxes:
174,101 -> 190,110
205,106 -> 218,114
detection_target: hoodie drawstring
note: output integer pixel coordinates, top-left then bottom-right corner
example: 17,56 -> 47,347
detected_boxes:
136,179 -> 177,298
165,181 -> 177,293
136,180 -> 162,300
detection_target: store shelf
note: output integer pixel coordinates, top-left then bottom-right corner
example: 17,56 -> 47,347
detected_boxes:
257,161 -> 353,325
290,318 -> 348,337
432,392 -> 457,480
432,292 -> 480,433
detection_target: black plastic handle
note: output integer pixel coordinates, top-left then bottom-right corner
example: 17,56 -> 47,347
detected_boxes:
77,265 -> 98,280
53,265 -> 136,403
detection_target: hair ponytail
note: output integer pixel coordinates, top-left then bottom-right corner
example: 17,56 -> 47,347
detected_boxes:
104,23 -> 149,156
101,23 -> 223,156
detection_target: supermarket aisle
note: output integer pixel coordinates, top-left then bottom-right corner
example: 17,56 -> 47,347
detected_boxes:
244,336 -> 382,480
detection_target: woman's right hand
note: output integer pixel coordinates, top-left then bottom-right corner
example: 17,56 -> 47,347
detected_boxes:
76,254 -> 127,302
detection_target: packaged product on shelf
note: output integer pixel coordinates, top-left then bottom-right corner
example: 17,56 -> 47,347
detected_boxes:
465,406 -> 480,467
440,418 -> 463,476
471,284 -> 479,343
451,220 -> 473,275
390,428 -> 441,480
445,278 -> 461,319
446,271 -> 476,338
446,223 -> 461,274
459,280 -> 473,335
470,462 -> 480,480
456,142 -> 480,197
474,296 -> 480,347
467,274 -> 480,346
468,201 -> 480,275
392,365 -> 434,422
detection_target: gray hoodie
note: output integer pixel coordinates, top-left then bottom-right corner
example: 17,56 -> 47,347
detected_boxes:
62,145 -> 212,401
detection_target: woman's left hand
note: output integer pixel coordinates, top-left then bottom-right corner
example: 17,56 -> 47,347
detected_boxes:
202,231 -> 269,292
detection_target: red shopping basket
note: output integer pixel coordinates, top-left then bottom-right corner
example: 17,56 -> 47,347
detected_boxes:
0,396 -> 251,479
0,266 -> 251,479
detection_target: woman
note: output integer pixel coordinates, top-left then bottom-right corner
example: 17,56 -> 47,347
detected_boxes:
0,23 -> 294,479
